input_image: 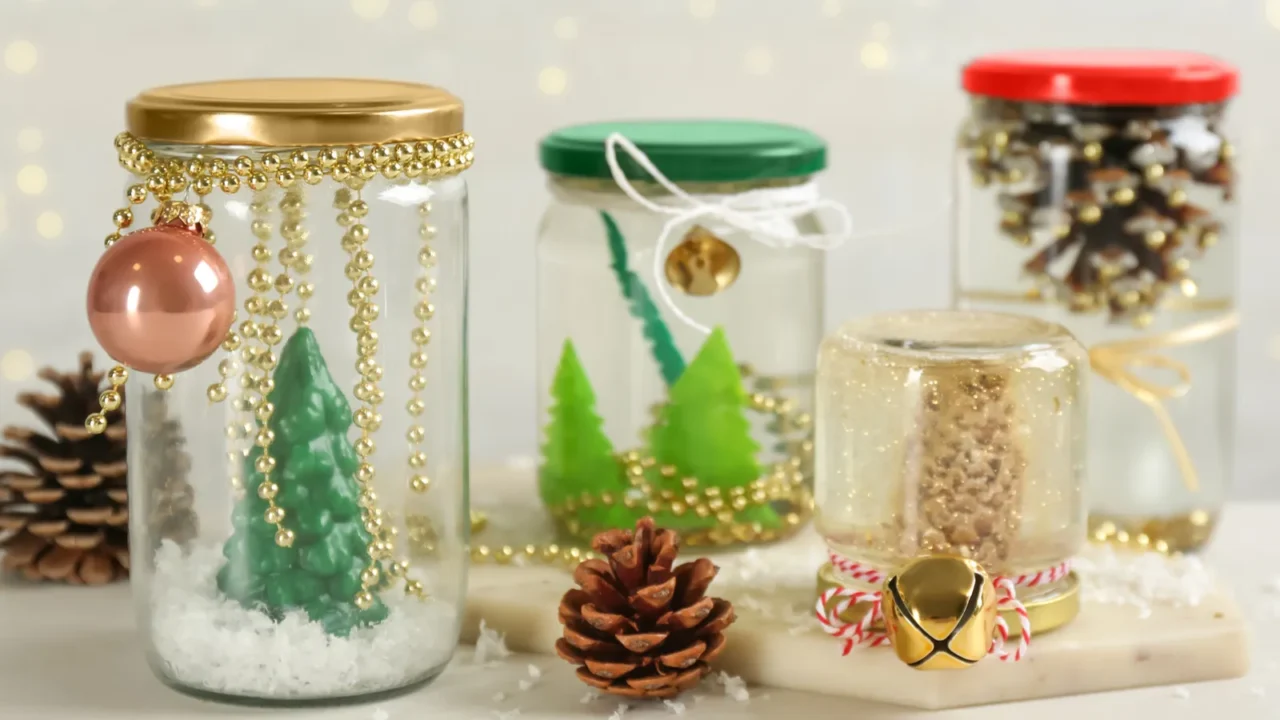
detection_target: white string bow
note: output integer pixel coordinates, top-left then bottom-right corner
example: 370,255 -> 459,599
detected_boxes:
603,132 -> 853,334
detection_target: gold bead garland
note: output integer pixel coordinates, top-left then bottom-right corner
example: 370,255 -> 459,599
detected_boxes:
396,200 -> 440,601
243,189 -> 294,548
334,186 -> 395,610
280,187 -> 315,326
544,366 -> 815,548
85,132 -> 474,434
407,200 -> 436,496
445,370 -> 816,567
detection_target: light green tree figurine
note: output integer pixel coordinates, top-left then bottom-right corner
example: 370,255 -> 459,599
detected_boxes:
648,327 -> 779,529
217,327 -> 389,637
539,339 -> 633,530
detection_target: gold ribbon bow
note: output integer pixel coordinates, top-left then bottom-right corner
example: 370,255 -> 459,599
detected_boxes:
1087,312 -> 1239,493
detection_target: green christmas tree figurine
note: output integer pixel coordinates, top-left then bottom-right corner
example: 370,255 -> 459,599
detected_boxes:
648,327 -> 779,530
539,339 -> 633,530
217,327 -> 389,637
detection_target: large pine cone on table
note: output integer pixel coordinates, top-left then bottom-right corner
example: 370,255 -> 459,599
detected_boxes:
555,517 -> 735,699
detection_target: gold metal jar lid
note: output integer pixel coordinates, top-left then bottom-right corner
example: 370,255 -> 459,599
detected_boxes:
126,78 -> 464,147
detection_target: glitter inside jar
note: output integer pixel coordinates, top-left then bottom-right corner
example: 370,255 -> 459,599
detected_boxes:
814,310 -> 1086,611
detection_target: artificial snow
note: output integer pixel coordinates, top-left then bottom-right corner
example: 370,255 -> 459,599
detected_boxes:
149,541 -> 458,700
1172,686 -> 1191,700
1073,544 -> 1214,614
715,671 -> 750,703
581,690 -> 601,704
663,699 -> 687,715
475,619 -> 513,665
518,663 -> 542,691
609,703 -> 630,720
372,709 -> 390,720
492,691 -> 507,702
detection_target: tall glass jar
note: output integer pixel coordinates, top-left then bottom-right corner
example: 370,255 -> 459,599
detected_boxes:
953,51 -> 1239,552
535,121 -> 843,547
814,310 -> 1086,634
88,79 -> 472,703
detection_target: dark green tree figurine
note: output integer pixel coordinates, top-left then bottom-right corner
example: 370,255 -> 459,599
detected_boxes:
648,327 -> 779,530
217,327 -> 388,637
539,339 -> 633,530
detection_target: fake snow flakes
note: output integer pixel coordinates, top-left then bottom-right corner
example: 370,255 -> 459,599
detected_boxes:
148,542 -> 456,700
1073,544 -> 1214,614
715,671 -> 751,703
475,619 -> 513,665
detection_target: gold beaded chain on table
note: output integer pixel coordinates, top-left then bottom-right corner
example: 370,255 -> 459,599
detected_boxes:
85,131 -> 475,608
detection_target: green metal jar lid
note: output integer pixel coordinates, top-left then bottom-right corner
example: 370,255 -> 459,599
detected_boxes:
538,120 -> 827,183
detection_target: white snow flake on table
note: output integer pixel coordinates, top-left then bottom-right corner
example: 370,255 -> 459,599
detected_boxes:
475,619 -> 513,665
1073,545 -> 1214,615
715,671 -> 751,703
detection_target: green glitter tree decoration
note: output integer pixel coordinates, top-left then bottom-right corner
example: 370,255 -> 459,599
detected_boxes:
539,339 -> 633,529
601,211 -> 686,386
216,327 -> 389,637
648,327 -> 779,530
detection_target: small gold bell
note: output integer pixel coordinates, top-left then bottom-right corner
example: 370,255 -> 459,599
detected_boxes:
663,225 -> 741,296
881,555 -> 998,670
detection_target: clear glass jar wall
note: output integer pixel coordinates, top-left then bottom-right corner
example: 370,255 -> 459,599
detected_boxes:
955,95 -> 1237,551
537,177 -> 822,543
123,141 -> 469,702
815,311 -> 1086,605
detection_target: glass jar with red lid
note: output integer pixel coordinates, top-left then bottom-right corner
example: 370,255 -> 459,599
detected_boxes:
952,50 -> 1239,552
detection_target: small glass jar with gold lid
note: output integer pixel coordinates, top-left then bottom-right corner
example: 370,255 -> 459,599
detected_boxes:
82,79 -> 473,703
813,310 -> 1085,665
534,120 -> 849,548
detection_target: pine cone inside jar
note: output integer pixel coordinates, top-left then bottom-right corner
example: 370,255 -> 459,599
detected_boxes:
556,517 -> 735,699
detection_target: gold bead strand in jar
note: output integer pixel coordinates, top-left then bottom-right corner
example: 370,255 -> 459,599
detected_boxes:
335,184 -> 396,610
242,183 -> 294,549
398,199 -> 438,601
278,184 -> 315,325
406,199 -> 436,497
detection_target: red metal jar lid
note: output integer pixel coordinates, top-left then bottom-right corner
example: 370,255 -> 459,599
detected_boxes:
962,50 -> 1239,106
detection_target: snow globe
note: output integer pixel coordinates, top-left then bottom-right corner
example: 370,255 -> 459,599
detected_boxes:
813,310 -> 1086,666
82,79 -> 473,704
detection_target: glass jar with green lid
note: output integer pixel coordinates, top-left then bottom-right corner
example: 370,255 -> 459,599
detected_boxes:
535,120 -> 849,547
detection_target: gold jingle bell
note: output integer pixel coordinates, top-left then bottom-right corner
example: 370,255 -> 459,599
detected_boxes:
881,555 -> 998,670
664,225 -> 741,296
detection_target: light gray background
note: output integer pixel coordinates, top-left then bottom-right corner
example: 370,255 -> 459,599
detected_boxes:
0,0 -> 1275,497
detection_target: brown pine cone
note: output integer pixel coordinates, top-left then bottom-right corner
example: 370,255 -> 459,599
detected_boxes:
0,354 -> 198,584
0,353 -> 128,584
555,517 -> 735,699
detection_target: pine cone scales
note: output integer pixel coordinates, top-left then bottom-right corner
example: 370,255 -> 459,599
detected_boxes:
0,353 -> 129,584
0,353 -> 199,585
556,518 -> 735,699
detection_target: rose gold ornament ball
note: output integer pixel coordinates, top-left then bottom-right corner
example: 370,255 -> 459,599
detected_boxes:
86,225 -> 236,375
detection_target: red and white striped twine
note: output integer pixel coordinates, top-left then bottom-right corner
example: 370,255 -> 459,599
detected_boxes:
814,550 -> 1071,662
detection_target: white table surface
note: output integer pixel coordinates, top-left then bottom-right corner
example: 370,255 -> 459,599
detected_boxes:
2,503 -> 1277,720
